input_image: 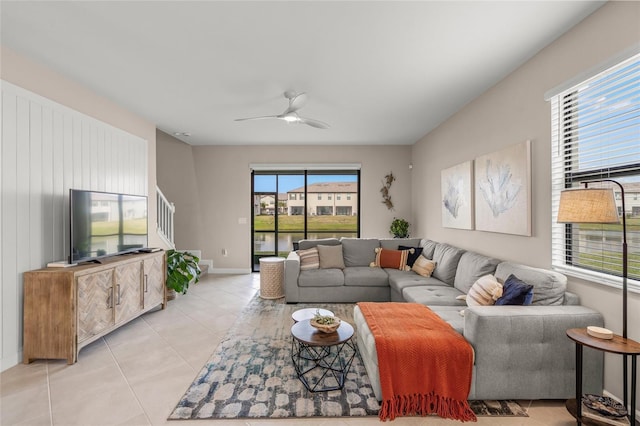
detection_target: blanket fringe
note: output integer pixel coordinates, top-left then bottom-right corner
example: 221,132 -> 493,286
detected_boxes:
379,392 -> 477,422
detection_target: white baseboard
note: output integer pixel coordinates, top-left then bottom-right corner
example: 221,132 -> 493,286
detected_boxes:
199,259 -> 213,274
1,350 -> 22,373
211,268 -> 252,275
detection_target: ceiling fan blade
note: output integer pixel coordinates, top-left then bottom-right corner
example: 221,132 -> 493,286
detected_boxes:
298,116 -> 330,129
284,92 -> 308,114
234,115 -> 279,122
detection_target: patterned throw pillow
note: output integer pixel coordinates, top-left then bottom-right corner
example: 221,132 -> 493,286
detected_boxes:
412,256 -> 437,277
297,247 -> 319,270
467,274 -> 503,306
370,247 -> 412,271
317,244 -> 346,269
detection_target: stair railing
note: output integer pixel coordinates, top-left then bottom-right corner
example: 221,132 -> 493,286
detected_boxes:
156,186 -> 176,249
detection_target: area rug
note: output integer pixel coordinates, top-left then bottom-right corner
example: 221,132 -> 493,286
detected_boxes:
169,295 -> 528,420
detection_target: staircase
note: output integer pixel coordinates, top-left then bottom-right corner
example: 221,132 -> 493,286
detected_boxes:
156,186 -> 175,249
156,186 -> 211,275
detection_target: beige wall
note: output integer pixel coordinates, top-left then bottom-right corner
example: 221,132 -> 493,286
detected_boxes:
156,130 -> 205,251
411,1 -> 639,404
182,145 -> 412,271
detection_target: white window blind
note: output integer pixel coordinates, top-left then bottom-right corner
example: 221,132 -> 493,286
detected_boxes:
550,53 -> 640,291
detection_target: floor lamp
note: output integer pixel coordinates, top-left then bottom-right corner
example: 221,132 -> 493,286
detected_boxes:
557,179 -> 629,407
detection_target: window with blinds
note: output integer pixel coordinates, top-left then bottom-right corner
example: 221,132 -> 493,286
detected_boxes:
550,53 -> 640,289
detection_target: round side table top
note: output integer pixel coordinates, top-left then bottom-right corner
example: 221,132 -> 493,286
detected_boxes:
259,257 -> 285,264
291,319 -> 354,347
291,308 -> 334,323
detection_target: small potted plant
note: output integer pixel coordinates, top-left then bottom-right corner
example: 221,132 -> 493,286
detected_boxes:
166,249 -> 201,299
390,217 -> 410,238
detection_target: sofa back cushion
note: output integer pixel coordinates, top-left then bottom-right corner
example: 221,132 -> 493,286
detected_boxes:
379,238 -> 422,250
431,243 -> 465,285
495,262 -> 567,305
454,251 -> 501,293
419,239 -> 438,260
341,238 -> 380,267
298,238 -> 340,250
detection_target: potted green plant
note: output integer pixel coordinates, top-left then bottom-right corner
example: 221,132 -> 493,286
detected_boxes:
166,249 -> 201,298
390,217 -> 410,238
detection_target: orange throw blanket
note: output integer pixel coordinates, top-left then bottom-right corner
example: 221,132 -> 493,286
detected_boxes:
358,302 -> 476,422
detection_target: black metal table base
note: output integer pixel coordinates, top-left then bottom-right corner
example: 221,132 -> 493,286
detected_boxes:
291,338 -> 357,392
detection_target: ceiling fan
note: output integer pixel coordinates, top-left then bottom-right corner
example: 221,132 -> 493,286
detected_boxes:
235,91 -> 330,129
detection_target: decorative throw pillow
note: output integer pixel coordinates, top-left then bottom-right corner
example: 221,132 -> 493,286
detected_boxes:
317,244 -> 346,269
297,247 -> 319,270
495,274 -> 534,305
466,274 -> 503,307
412,256 -> 437,277
370,247 -> 412,271
398,245 -> 424,267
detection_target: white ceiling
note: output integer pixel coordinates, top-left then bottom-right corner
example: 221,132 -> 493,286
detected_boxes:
1,1 -> 604,146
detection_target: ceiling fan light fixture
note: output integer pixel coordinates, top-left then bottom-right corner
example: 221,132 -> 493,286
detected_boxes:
282,114 -> 299,123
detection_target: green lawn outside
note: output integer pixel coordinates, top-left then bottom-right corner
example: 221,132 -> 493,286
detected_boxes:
254,215 -> 357,231
576,250 -> 640,280
577,217 -> 640,231
92,218 -> 147,235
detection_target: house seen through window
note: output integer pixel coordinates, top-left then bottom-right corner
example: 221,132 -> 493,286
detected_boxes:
251,171 -> 360,271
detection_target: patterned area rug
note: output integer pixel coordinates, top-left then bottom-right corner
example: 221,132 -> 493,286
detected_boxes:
169,295 -> 528,420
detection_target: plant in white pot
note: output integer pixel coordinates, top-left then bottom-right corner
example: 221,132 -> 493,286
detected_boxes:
166,249 -> 201,298
390,217 -> 410,238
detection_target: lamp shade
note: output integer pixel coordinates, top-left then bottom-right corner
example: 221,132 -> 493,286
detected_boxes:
557,188 -> 620,224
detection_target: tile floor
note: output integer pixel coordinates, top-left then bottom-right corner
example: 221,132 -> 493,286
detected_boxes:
1,273 -> 580,425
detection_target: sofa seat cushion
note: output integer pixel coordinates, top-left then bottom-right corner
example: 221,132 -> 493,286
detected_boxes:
298,268 -> 344,287
343,267 -> 389,287
387,269 -> 447,295
341,238 -> 380,267
428,306 -> 467,335
453,252 -> 501,294
495,262 -> 567,305
403,285 -> 467,306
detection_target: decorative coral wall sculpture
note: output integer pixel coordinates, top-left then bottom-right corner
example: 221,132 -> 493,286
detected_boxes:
380,172 -> 395,210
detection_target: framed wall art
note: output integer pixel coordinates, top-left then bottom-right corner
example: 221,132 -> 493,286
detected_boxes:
441,160 -> 474,230
474,140 -> 531,236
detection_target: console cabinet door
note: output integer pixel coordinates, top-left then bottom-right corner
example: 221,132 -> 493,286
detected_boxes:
77,269 -> 114,343
143,255 -> 164,309
114,262 -> 142,324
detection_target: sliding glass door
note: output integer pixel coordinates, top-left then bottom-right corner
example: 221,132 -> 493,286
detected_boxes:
251,170 -> 359,271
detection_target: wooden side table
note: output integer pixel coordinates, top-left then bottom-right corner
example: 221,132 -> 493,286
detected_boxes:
566,328 -> 640,425
259,257 -> 285,299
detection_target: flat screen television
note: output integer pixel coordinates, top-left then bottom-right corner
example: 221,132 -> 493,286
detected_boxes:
70,189 -> 148,263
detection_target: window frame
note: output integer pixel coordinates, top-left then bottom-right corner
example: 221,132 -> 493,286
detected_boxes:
550,53 -> 640,293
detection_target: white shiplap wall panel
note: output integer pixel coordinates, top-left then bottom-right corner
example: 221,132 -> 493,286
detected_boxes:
0,80 -> 148,371
1,91 -> 18,365
14,95 -> 30,368
42,106 -> 55,267
52,110 -> 65,263
29,102 -> 43,271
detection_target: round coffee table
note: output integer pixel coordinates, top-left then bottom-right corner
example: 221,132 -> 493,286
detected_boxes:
291,308 -> 334,323
290,319 -> 356,392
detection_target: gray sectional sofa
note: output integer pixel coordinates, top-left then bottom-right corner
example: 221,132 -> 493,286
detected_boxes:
284,237 -> 604,401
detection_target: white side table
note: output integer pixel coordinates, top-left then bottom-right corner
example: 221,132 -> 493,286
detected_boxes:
259,257 -> 285,299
